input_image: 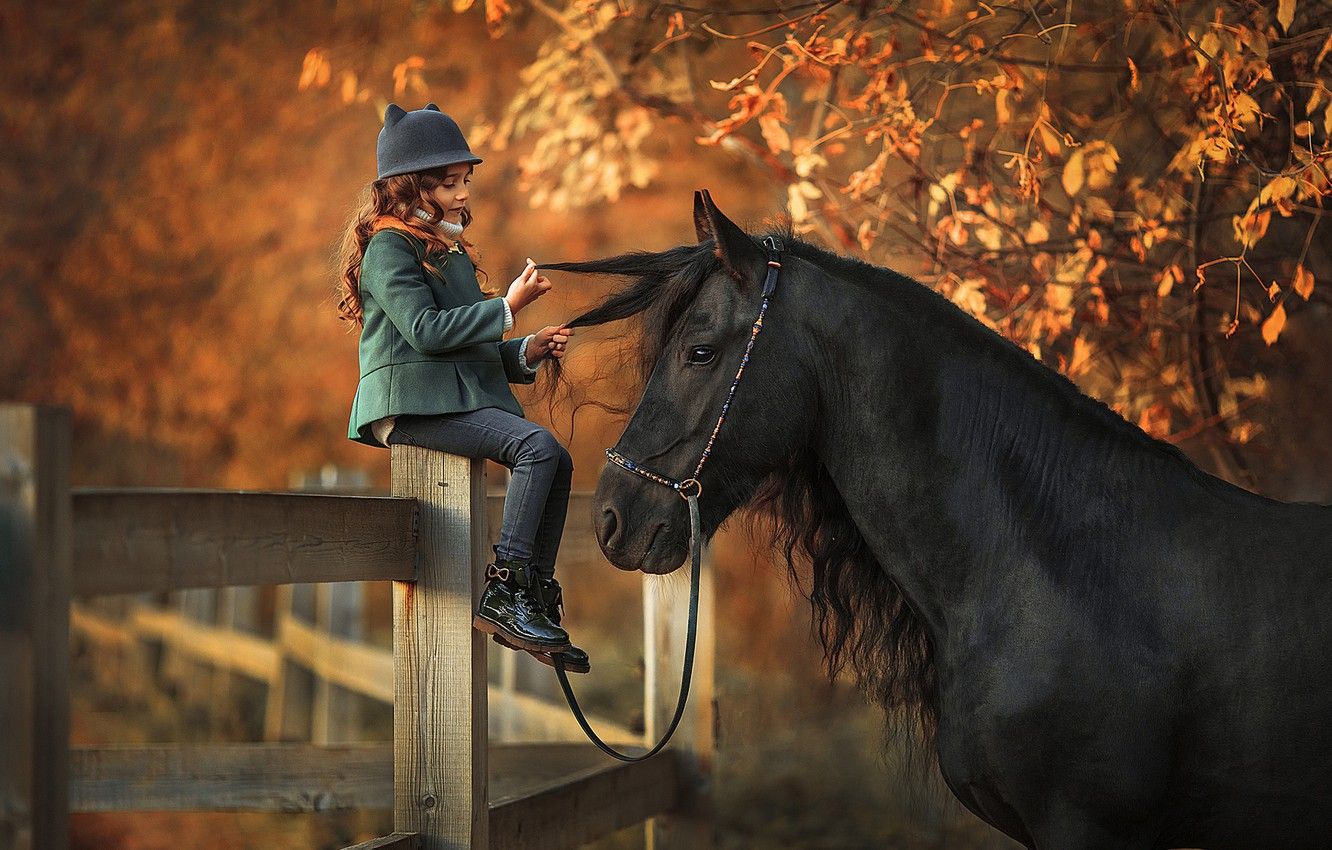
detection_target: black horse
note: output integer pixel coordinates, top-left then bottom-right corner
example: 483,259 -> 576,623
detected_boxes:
546,191 -> 1332,849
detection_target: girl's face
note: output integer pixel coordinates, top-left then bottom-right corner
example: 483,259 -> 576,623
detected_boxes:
423,163 -> 473,224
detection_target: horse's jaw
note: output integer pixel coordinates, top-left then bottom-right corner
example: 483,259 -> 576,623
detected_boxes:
598,538 -> 688,575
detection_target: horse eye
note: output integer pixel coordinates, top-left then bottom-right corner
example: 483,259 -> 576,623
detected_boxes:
687,346 -> 716,365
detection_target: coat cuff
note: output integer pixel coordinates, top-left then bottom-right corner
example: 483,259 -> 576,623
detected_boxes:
519,334 -> 541,374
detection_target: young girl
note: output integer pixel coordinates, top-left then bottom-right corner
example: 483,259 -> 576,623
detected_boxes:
338,102 -> 587,673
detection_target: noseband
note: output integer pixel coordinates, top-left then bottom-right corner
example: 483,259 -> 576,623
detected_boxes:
554,235 -> 784,762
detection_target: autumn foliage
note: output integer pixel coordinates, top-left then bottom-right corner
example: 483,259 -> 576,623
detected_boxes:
305,0 -> 1331,486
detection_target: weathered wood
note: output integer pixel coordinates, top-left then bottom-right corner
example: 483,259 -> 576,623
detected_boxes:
280,608 -> 393,703
0,404 -> 71,850
313,582 -> 364,744
70,599 -> 635,743
129,602 -> 281,684
159,588 -> 216,709
70,489 -> 418,596
392,448 -> 488,849
69,744 -> 393,812
489,743 -> 679,850
644,552 -> 717,850
211,585 -> 262,734
69,741 -> 677,848
340,833 -> 421,850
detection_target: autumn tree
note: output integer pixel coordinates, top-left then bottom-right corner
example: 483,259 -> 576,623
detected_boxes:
305,0 -> 1332,489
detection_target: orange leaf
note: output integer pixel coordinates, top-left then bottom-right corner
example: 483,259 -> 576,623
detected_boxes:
1157,266 -> 1176,298
1294,264 -> 1315,300
1261,302 -> 1287,346
299,49 -> 327,91
1267,281 -> 1280,301
1277,0 -> 1296,33
758,115 -> 790,154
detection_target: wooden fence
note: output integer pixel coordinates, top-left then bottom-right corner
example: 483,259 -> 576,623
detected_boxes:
0,403 -> 714,850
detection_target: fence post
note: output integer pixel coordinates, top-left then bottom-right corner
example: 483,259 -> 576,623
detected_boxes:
644,549 -> 716,850
0,404 -> 72,850
313,582 -> 365,744
391,446 -> 488,850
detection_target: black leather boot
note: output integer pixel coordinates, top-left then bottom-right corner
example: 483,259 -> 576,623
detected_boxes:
492,577 -> 590,674
473,559 -> 571,652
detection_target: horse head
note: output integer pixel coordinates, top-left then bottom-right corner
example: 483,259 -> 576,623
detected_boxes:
550,190 -> 820,574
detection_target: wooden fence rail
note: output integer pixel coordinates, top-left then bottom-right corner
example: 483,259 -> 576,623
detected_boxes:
0,403 -> 714,850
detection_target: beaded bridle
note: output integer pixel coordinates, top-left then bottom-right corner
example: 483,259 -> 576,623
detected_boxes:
604,234 -> 783,501
554,234 -> 784,763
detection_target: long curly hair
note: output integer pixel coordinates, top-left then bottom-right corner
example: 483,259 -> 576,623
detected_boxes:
336,166 -> 491,329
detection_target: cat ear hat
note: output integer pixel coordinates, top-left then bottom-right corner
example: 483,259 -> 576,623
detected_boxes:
376,102 -> 482,180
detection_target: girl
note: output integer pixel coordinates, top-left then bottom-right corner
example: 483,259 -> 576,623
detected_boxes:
338,102 -> 588,673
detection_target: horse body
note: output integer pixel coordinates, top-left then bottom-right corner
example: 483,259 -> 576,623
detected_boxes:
809,254 -> 1332,847
557,191 -> 1332,848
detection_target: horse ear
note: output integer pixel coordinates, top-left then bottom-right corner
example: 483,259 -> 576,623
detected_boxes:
693,190 -> 712,243
696,189 -> 764,282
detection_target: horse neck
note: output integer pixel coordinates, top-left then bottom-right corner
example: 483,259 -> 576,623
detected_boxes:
799,272 -> 1177,636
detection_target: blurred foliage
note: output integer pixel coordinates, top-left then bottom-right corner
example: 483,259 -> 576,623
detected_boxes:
306,0 -> 1332,488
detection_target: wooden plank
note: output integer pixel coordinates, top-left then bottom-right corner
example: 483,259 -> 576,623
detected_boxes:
644,551 -> 717,850
281,610 -> 393,703
391,448 -> 488,849
340,833 -> 420,850
313,582 -> 364,744
70,490 -> 418,596
0,403 -> 72,850
129,603 -> 281,684
211,585 -> 261,734
69,744 -> 393,812
72,599 -> 633,743
69,603 -> 136,649
489,744 -> 680,850
69,741 -> 677,846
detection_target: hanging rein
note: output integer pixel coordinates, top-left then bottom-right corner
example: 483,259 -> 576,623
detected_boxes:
554,235 -> 785,763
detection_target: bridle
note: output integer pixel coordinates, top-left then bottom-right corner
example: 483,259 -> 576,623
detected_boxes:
554,235 -> 784,762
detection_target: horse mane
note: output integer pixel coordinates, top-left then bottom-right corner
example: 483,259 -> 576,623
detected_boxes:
546,229 -> 941,748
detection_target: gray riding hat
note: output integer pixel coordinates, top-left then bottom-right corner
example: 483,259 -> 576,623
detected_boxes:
376,102 -> 482,180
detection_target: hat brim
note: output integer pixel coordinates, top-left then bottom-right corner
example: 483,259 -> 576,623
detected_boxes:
378,151 -> 484,180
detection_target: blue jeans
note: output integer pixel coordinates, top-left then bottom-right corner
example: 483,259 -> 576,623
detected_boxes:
386,408 -> 572,579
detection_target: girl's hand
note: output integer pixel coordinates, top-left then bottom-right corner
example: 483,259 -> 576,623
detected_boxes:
505,258 -> 552,316
526,325 -> 574,364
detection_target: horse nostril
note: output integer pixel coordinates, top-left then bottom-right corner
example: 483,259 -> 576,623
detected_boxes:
598,505 -> 622,549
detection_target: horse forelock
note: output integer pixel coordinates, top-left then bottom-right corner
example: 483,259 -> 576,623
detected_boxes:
550,243 -> 720,381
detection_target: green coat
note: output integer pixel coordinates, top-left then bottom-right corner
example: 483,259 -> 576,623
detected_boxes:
347,227 -> 534,448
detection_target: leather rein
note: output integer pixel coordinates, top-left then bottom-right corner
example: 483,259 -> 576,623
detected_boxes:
554,235 -> 785,762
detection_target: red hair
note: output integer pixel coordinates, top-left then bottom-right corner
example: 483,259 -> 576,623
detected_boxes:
336,167 -> 492,329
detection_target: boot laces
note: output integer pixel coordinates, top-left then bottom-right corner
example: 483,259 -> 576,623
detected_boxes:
514,582 -> 545,615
